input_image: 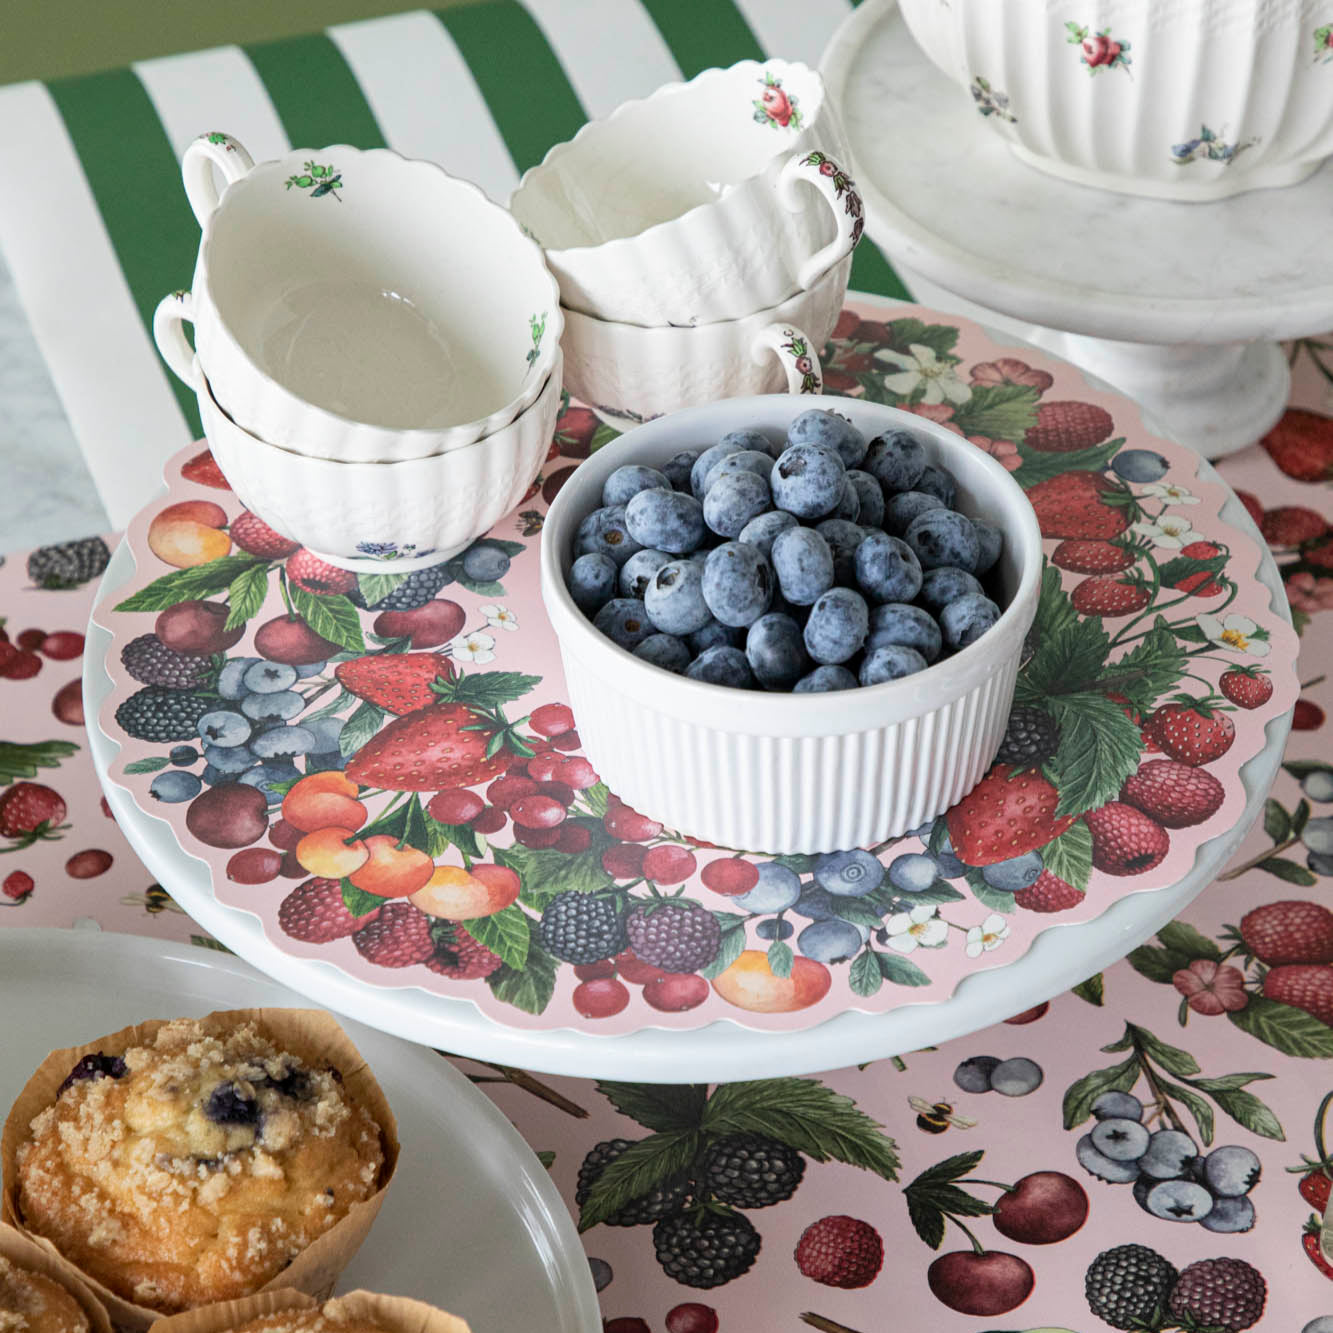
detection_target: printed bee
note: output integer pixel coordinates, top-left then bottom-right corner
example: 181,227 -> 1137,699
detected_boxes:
909,1096 -> 978,1135
121,885 -> 182,916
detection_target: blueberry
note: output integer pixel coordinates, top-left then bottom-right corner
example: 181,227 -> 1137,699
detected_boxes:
251,725 -> 318,759
803,588 -> 869,665
990,1056 -> 1043,1096
953,1055 -> 1000,1094
588,1257 -> 614,1293
844,470 -> 885,529
663,449 -> 702,492
684,645 -> 753,688
205,1081 -> 259,1126
1092,1090 -> 1144,1122
1090,1117 -> 1149,1161
594,597 -> 655,649
1302,769 -> 1333,803
746,613 -> 809,690
1142,1178 -> 1214,1223
1112,449 -> 1170,483
1199,1195 -> 1255,1233
217,657 -> 261,701
1304,818 -> 1333,856
169,745 -> 199,767
736,862 -> 803,913
633,633 -> 692,673
860,644 -> 927,685
889,852 -> 939,893
915,464 -> 957,507
703,471 -> 772,539
198,709 -> 251,748
797,918 -> 866,963
199,763 -> 231,786
815,519 -> 867,584
971,519 -> 1003,575
241,690 -> 304,722
239,760 -> 300,800
884,490 -> 946,535
603,464 -> 670,508
575,504 -> 644,566
855,532 -> 923,605
707,450 -> 775,490
939,593 -> 1002,650
1308,851 -> 1333,875
918,566 -> 984,614
905,508 -> 981,572
771,443 -> 847,519
689,618 -> 742,654
462,542 -> 511,582
203,742 -> 256,775
570,552 -> 618,615
1076,1133 -> 1141,1183
867,602 -> 941,663
293,660 -> 327,678
788,408 -> 866,468
981,851 -> 1044,891
755,917 -> 794,941
619,548 -> 672,600
150,769 -> 202,803
1138,1129 -> 1199,1180
771,527 -> 834,607
738,509 -> 798,558
644,560 -> 713,636
794,885 -> 837,919
242,660 -> 298,695
831,477 -> 862,522
701,542 -> 773,628
813,849 -> 884,897
1201,1145 -> 1261,1197
691,440 -> 747,497
719,427 -> 779,460
864,430 -> 927,493
624,488 -> 708,555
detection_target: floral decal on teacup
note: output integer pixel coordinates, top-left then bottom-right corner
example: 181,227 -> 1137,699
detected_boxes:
1171,126 -> 1257,169
284,160 -> 343,201
201,131 -> 239,151
753,71 -> 803,130
781,328 -> 821,395
527,313 -> 547,370
354,541 -> 435,561
1065,22 -> 1132,74
970,77 -> 1017,124
1316,23 -> 1333,63
800,151 -> 865,246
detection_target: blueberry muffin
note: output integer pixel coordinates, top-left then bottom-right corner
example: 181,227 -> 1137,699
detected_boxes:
224,1300 -> 392,1333
0,1254 -> 90,1333
13,1019 -> 385,1313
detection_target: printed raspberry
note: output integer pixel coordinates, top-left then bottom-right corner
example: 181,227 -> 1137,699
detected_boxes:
1168,1257 -> 1266,1332
1084,1244 -> 1177,1331
1024,401 -> 1114,452
230,510 -> 299,558
700,1133 -> 805,1208
1014,869 -> 1083,912
278,878 -> 381,943
1085,801 -> 1170,876
1120,759 -> 1225,828
1239,900 -> 1333,965
539,890 -> 627,964
1262,963 -> 1333,1025
576,1139 -> 688,1226
793,1215 -> 884,1290
426,922 -> 503,979
114,687 -> 213,742
355,560 -> 456,611
26,537 -> 110,590
995,705 -> 1059,767
286,548 -> 358,596
624,901 -> 721,973
120,634 -> 214,689
352,900 -> 435,967
653,1212 -> 761,1289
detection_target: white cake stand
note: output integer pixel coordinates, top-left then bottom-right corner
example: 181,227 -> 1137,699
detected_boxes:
821,0 -> 1333,459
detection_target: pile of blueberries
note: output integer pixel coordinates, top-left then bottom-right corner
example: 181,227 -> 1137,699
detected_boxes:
566,409 -> 1006,692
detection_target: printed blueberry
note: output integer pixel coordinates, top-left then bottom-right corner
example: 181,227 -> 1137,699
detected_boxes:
855,532 -> 923,605
863,430 -> 927,493
1137,1129 -> 1199,1180
816,518 -> 867,584
918,566 -> 984,614
242,661 -> 298,694
691,440 -> 747,497
594,597 -> 655,649
1112,449 -> 1170,483
304,716 -> 345,752
797,918 -> 866,964
625,489 -> 707,555
884,490 -> 946,535
169,745 -> 199,767
1199,1195 -> 1255,1233
203,742 -> 256,775
575,504 -> 644,567
771,527 -> 834,607
914,464 -> 957,507
570,552 -> 618,615
1201,1145 -> 1260,1197
462,542 -> 511,582
939,592 -> 1002,650
866,602 -> 941,663
1092,1090 -> 1144,1122
1141,1178 -> 1214,1223
663,449 -> 702,492
889,852 -> 939,893
803,587 -> 869,665
684,645 -> 753,688
217,657 -> 261,701
844,470 -> 885,529
905,508 -> 981,572
755,917 -> 794,941
793,665 -> 858,693
703,471 -> 772,539
619,548 -> 673,600
251,725 -> 318,759
1302,769 -> 1333,803
953,1055 -> 1000,1094
771,443 -> 847,519
745,613 -> 810,690
1076,1133 -> 1141,1183
633,633 -> 692,673
199,763 -> 230,786
813,849 -> 884,897
701,542 -> 773,628
932,826 -> 967,878
197,709 -> 251,748
738,509 -> 798,558
241,690 -> 304,722
735,862 -> 803,913
719,427 -> 779,460
150,769 -> 202,803
706,450 -> 775,490
989,1057 -> 1043,1097
293,659 -> 326,678
981,851 -> 1044,891
794,885 -> 837,919
859,644 -> 927,686
603,464 -> 670,508
239,760 -> 300,801
688,618 -> 742,654
788,408 -> 867,468
971,518 -> 1003,575
831,477 -> 862,523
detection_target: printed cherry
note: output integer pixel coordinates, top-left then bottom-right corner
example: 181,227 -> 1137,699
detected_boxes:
927,1250 -> 1035,1316
991,1171 -> 1089,1244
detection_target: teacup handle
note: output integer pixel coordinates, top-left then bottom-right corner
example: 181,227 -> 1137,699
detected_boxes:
752,322 -> 823,395
777,149 -> 865,290
182,132 -> 254,227
153,291 -> 199,389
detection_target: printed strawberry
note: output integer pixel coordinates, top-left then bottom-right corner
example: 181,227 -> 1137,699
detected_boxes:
0,783 -> 67,846
1169,540 -> 1226,597
1120,759 -> 1224,828
1051,539 -> 1135,574
1144,696 -> 1235,766
230,510 -> 299,558
1260,505 -> 1327,547
1294,699 -> 1326,730
1027,471 -> 1133,540
1084,801 -> 1169,875
1301,1171 -> 1332,1213
352,900 -> 435,967
1239,900 -> 1333,965
1070,574 -> 1149,617
1024,401 -> 1114,452
1261,406 -> 1333,482
945,764 -> 1076,866
1219,666 -> 1273,709
180,448 -> 230,490
278,877 -> 381,942
1305,537 -> 1333,570
285,548 -> 358,596
1104,691 -> 1160,751
1263,964 -> 1333,1026
335,653 -> 454,715
1303,1218 -> 1333,1281
1014,869 -> 1083,912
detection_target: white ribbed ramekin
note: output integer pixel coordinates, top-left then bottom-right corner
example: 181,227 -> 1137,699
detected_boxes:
197,352 -> 560,573
540,395 -> 1042,854
899,0 -> 1333,201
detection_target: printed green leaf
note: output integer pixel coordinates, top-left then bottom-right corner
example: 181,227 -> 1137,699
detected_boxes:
1126,943 -> 1191,984
114,556 -> 262,612
304,686 -> 357,724
461,904 -> 530,971
1012,437 -> 1125,487
1072,973 -> 1104,1006
190,934 -> 231,953
536,1150 -> 555,1169
1189,1080 -> 1284,1141
1133,1025 -> 1200,1078
1156,921 -> 1223,963
1043,821 -> 1094,893
424,815 -> 481,860
876,952 -> 930,988
1157,549 -> 1227,590
579,782 -> 611,817
0,740 -> 80,785
483,540 -> 526,558
341,879 -> 386,918
882,317 -> 960,361
287,586 -> 365,654
968,875 -> 1017,914
831,897 -> 889,929
773,853 -> 818,875
1018,622 -> 1111,699
1284,760 -> 1333,779
899,881 -> 966,906
486,937 -> 558,1015
589,423 -> 620,454
451,574 -> 504,598
577,1129 -> 701,1230
339,701 -> 385,757
1048,693 -> 1144,818
1104,623 -> 1189,711
224,564 -> 270,629
903,1153 -> 991,1250
849,950 -> 883,998
1158,1077 -> 1215,1147
1172,623 -> 1208,644
1228,995 -> 1333,1058
905,1150 -> 984,1190
1293,799 -> 1311,836
499,843 -> 611,910
1256,857 -> 1317,886
767,940 -> 794,979
1032,562 -> 1079,641
433,671 -> 542,711
123,756 -> 169,775
356,571 -> 409,608
594,1082 -> 708,1134
700,920 -> 747,980
1264,798 -> 1292,843
1061,1056 -> 1139,1128
951,382 -> 1041,444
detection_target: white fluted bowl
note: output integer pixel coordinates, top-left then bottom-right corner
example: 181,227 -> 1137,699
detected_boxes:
540,395 -> 1042,854
899,0 -> 1333,201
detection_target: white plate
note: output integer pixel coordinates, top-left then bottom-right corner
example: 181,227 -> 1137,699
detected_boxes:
0,930 -> 599,1333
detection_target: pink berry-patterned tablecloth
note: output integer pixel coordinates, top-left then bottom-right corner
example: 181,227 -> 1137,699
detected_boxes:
4,298 -> 1333,1330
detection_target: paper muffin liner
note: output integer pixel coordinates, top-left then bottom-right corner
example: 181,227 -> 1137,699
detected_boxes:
143,1288 -> 469,1333
0,1220 -> 114,1333
2,1009 -> 399,1333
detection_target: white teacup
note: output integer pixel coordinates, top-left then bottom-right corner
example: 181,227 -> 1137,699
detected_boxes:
510,60 -> 863,327
155,132 -> 561,459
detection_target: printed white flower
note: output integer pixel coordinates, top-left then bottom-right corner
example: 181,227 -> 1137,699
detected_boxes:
1197,612 -> 1270,657
884,904 -> 948,954
1142,481 -> 1199,506
874,343 -> 972,407
481,604 -> 519,632
965,913 -> 1010,958
449,630 -> 496,664
1130,512 -> 1203,549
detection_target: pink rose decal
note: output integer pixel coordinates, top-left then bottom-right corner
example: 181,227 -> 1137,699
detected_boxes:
753,73 -> 803,130
1082,34 -> 1120,67
1066,22 -> 1132,74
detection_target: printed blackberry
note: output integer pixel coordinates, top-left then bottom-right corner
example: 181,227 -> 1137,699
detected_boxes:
27,537 -> 110,590
356,560 -> 455,611
625,901 -> 721,973
115,687 -> 213,742
1168,1257 -> 1267,1332
121,634 -> 214,689
1084,1244 -> 1177,1331
540,890 -> 627,964
576,1138 -> 689,1226
653,1211 -> 761,1289
700,1133 -> 805,1208
996,705 -> 1060,766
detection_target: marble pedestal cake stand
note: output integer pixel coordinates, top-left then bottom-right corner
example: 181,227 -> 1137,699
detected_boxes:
822,0 -> 1333,459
